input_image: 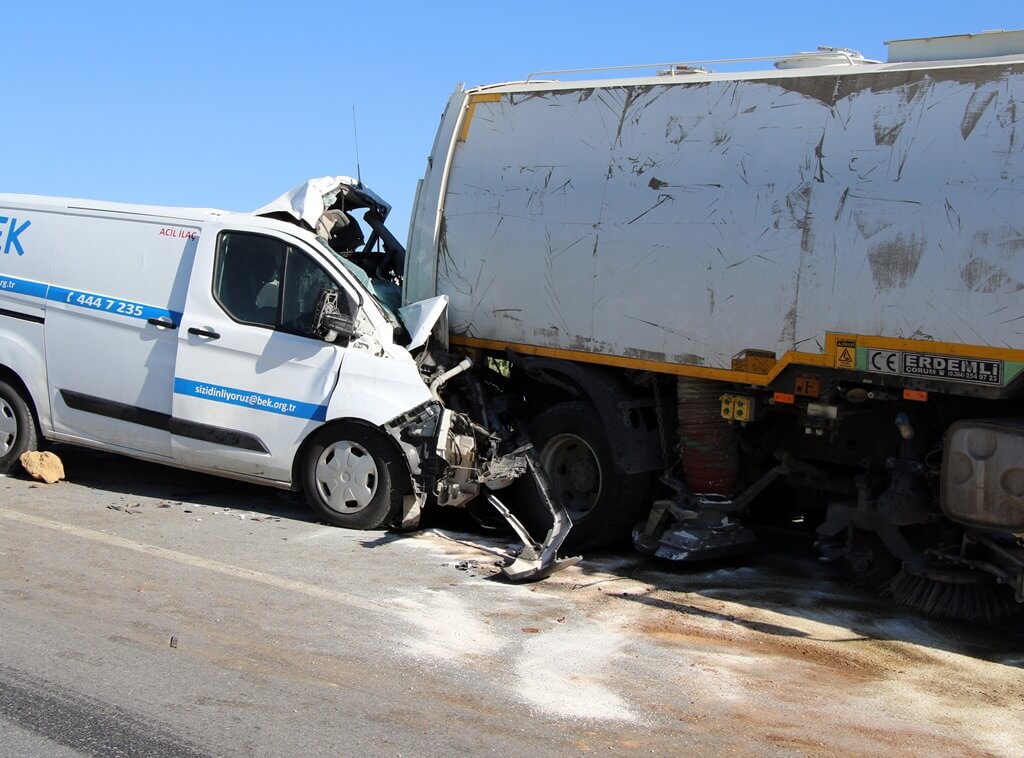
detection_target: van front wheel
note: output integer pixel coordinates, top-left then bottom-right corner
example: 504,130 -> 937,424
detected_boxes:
0,379 -> 38,474
301,424 -> 407,530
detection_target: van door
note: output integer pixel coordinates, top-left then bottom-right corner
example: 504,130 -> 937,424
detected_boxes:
171,225 -> 350,481
45,211 -> 196,458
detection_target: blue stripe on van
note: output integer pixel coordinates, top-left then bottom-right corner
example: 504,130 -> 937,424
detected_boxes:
0,274 -> 49,299
173,378 -> 328,422
46,286 -> 180,322
0,274 -> 180,322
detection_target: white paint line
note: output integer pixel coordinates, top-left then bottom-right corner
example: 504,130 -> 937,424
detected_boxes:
0,507 -> 384,614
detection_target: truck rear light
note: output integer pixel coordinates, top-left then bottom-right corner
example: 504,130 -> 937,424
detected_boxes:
941,420 -> 1024,531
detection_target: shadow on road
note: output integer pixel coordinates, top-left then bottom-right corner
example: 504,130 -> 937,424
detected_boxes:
34,443 -> 311,521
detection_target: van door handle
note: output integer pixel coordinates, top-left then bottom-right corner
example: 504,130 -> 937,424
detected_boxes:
187,327 -> 221,339
147,318 -> 178,329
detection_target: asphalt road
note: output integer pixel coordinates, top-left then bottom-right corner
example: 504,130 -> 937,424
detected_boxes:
1,445 -> 1022,757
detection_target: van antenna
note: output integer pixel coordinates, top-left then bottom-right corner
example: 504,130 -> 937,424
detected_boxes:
352,106 -> 362,185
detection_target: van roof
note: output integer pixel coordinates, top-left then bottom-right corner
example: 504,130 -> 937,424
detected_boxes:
0,192 -> 228,223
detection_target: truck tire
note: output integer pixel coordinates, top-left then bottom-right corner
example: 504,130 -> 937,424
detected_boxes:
0,379 -> 38,475
301,424 -> 407,530
519,401 -> 651,551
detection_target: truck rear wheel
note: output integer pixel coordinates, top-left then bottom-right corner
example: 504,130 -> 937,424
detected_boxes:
0,379 -> 38,475
519,401 -> 651,551
301,424 -> 407,530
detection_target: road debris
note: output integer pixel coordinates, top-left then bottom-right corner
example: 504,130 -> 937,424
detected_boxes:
169,635 -> 178,648
19,451 -> 65,484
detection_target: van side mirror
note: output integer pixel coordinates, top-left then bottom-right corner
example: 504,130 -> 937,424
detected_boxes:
312,288 -> 355,344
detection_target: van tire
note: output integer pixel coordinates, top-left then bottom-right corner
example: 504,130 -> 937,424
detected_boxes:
301,424 -> 406,530
0,379 -> 37,473
0,380 -> 38,475
517,401 -> 652,551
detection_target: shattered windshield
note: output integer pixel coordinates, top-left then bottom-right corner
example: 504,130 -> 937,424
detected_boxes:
328,245 -> 402,316
309,235 -> 406,335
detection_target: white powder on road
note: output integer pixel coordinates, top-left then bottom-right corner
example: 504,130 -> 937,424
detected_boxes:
514,621 -> 639,723
391,588 -> 506,661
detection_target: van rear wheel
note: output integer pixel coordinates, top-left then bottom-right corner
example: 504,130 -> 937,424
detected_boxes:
301,424 -> 407,530
0,379 -> 38,474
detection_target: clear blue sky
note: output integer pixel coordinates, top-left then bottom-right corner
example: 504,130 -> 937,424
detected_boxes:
4,2 -> 1022,239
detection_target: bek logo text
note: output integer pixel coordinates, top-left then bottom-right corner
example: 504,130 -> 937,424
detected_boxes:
0,217 -> 31,256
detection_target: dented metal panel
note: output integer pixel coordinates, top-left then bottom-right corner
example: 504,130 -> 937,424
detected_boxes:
412,58 -> 1024,372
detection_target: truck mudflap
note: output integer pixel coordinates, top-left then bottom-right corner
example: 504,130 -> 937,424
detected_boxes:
487,449 -> 581,581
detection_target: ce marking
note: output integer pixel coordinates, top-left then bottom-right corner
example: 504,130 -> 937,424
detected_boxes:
868,349 -> 900,374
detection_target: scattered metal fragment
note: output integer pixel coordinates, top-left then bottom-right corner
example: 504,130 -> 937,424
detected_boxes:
490,451 -> 580,582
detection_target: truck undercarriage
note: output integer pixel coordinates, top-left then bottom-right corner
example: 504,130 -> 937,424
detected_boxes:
633,373 -> 1024,621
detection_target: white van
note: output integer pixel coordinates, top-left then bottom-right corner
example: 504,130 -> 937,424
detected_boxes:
0,179 -> 571,577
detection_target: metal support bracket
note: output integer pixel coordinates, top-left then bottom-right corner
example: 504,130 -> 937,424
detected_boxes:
488,448 -> 580,581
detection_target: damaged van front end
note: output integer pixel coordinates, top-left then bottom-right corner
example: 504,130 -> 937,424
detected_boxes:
260,178 -> 577,581
383,389 -> 577,581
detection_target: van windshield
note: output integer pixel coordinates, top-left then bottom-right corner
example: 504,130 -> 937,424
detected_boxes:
310,237 -> 408,340
328,247 -> 403,316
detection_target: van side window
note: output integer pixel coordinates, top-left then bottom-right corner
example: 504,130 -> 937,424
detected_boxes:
214,233 -> 286,328
214,232 -> 343,337
280,251 -> 336,335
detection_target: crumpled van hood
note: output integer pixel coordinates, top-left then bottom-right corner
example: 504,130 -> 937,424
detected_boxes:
253,176 -> 391,228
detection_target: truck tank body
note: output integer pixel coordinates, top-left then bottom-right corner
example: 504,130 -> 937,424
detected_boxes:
408,57 -> 1024,392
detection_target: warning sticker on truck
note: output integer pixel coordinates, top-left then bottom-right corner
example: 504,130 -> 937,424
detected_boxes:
834,339 -> 856,370
866,349 -> 1002,386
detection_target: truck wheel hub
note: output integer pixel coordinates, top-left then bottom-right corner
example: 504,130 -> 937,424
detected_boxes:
542,433 -> 603,518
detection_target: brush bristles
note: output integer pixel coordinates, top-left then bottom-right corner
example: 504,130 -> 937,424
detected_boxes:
885,570 -> 1020,623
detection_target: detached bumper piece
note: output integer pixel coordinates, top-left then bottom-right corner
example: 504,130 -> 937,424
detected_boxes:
633,493 -> 756,562
489,449 -> 580,582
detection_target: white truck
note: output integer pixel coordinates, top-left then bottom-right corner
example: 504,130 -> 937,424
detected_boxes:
401,30 -> 1024,618
0,181 -> 573,581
